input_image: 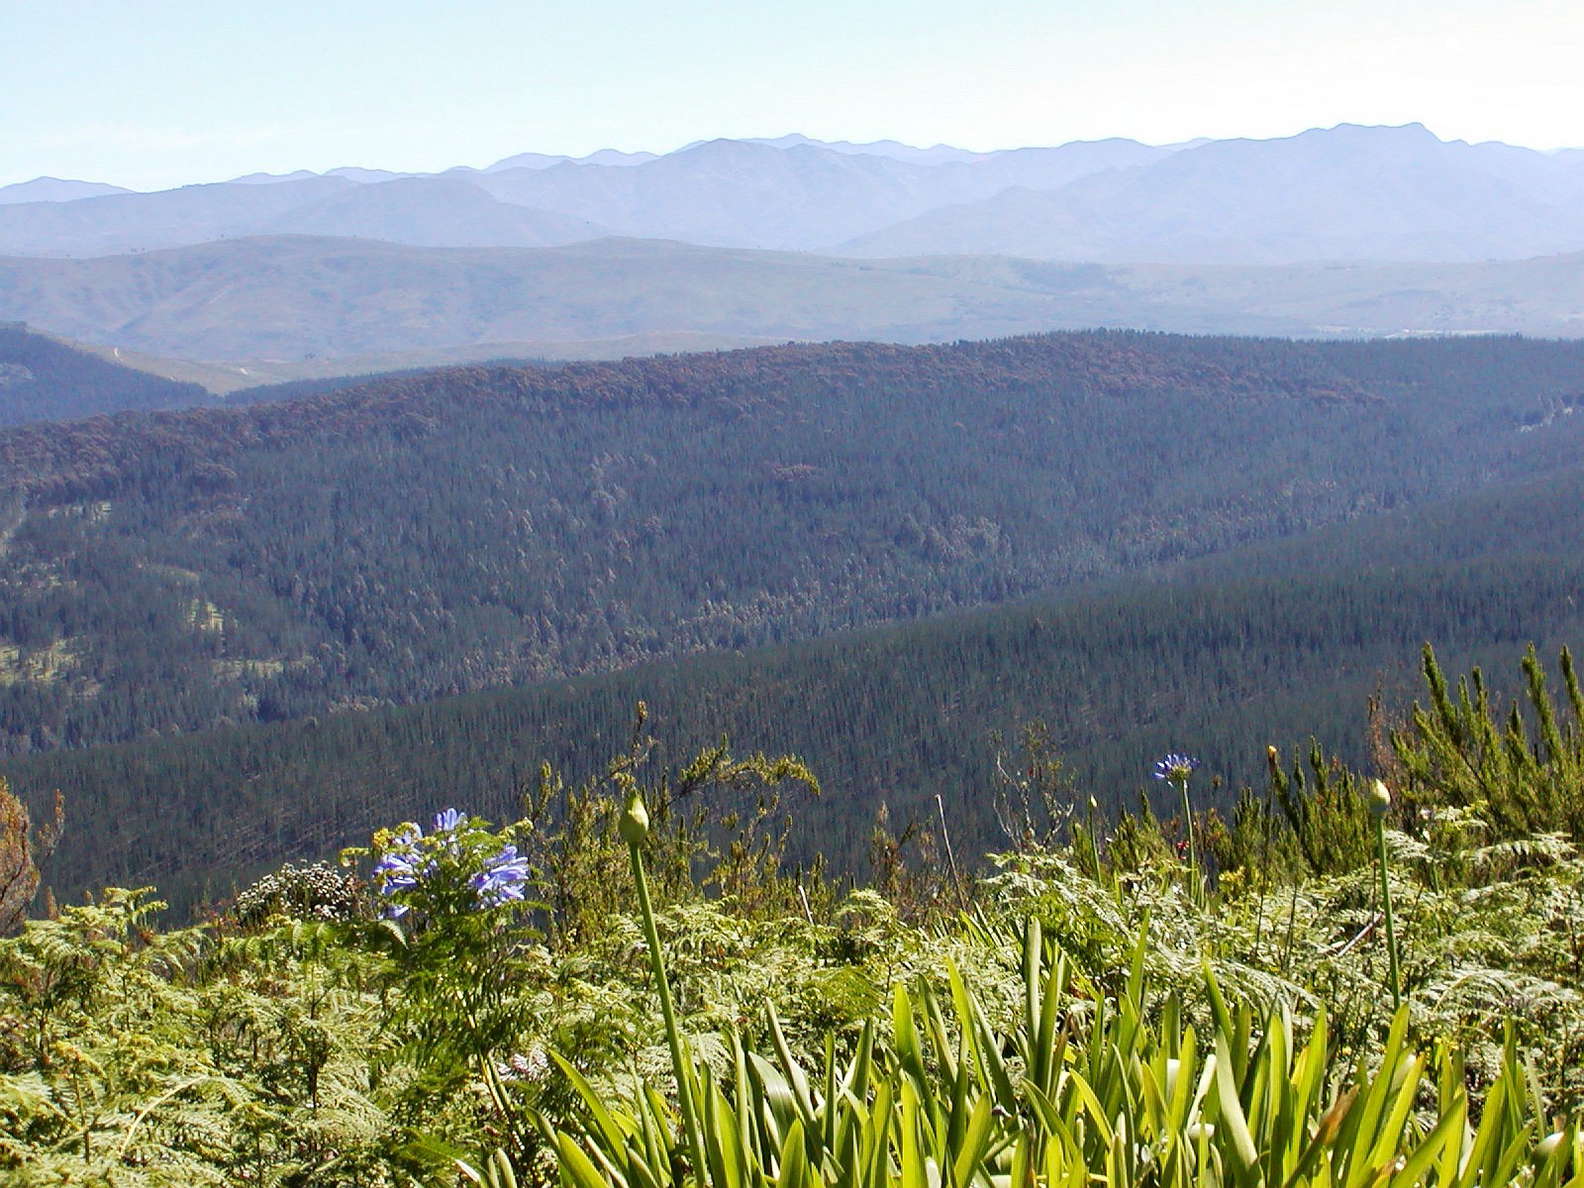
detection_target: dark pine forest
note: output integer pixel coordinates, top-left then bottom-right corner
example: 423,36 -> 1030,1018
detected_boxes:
4,330 -> 1584,906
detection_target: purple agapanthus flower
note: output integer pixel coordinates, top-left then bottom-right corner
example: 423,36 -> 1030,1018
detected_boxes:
470,843 -> 531,908
372,812 -> 528,917
1152,753 -> 1200,783
372,827 -> 421,888
372,824 -> 425,917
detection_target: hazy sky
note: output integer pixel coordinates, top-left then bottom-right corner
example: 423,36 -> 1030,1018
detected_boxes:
5,0 -> 1583,190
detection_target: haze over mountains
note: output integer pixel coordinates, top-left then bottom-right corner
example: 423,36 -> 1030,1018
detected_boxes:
6,123 -> 1582,262
843,124 -> 1584,263
0,134 -> 1181,257
4,122 -> 1584,388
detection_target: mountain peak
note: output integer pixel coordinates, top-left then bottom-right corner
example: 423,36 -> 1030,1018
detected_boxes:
227,170 -> 321,185
1281,122 -> 1444,149
484,148 -> 655,172
0,176 -> 134,205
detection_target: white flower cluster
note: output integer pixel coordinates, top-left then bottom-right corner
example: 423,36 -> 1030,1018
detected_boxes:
495,1046 -> 550,1083
230,860 -> 363,927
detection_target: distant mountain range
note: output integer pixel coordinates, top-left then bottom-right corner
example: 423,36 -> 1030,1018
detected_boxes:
4,123 -> 1584,384
842,124 -> 1584,263
5,236 -> 1584,388
6,124 -> 1581,264
0,134 -> 1177,257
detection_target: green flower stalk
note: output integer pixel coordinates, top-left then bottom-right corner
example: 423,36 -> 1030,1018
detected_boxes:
1086,795 -> 1104,884
1153,752 -> 1202,900
621,786 -> 708,1184
1370,778 -> 1402,1011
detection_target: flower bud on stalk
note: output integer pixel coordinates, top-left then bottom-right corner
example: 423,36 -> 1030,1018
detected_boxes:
1370,777 -> 1401,1008
619,791 -> 650,846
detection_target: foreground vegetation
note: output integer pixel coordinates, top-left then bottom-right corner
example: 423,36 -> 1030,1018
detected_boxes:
4,647 -> 1584,1185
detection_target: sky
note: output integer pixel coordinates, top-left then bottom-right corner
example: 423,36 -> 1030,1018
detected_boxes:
4,0 -> 1583,191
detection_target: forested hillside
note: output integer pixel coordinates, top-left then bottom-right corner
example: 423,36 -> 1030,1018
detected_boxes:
0,324 -> 210,427
14,451 -> 1584,911
3,332 -> 1583,766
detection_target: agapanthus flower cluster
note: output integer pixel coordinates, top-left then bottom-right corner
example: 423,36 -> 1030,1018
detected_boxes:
1151,752 -> 1200,784
372,808 -> 530,918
